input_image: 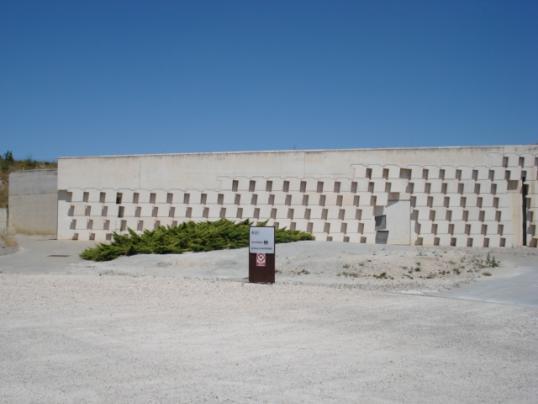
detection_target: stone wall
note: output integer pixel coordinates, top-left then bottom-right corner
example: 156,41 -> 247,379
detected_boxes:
57,146 -> 538,247
9,170 -> 58,235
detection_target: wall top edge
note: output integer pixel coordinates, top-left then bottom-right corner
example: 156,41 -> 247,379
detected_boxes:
58,144 -> 537,161
9,169 -> 58,174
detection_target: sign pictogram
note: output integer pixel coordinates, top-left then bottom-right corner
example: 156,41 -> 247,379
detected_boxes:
256,253 -> 266,267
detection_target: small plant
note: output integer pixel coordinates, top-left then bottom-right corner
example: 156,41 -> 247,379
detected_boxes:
485,253 -> 500,268
482,271 -> 492,276
473,253 -> 501,269
338,271 -> 359,278
342,264 -> 350,269
373,272 -> 388,279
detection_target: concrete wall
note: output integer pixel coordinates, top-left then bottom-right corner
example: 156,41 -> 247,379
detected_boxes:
9,170 -> 58,235
57,145 -> 538,247
0,208 -> 6,234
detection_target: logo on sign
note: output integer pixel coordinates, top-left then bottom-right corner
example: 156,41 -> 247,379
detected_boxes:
256,253 -> 266,267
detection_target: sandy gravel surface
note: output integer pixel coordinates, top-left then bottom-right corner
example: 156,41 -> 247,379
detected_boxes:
75,241 -> 538,293
1,273 -> 537,403
1,237 -> 537,402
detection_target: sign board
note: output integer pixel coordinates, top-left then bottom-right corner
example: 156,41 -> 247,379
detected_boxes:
249,226 -> 275,284
249,226 -> 275,254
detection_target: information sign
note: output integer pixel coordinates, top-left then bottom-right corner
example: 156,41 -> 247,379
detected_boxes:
248,226 -> 275,283
249,227 -> 275,254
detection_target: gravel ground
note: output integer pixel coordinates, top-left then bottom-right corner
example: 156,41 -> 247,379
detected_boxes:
75,241 -> 538,293
1,237 -> 537,402
1,274 -> 537,403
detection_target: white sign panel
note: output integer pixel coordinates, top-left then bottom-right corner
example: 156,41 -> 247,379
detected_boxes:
249,226 -> 275,254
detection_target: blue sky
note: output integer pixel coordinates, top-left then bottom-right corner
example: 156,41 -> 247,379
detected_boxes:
1,0 -> 537,160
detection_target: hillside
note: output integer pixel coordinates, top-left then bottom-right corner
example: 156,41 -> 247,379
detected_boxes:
0,151 -> 57,208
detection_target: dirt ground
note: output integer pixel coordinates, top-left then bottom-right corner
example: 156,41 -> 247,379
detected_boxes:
1,237 -> 537,402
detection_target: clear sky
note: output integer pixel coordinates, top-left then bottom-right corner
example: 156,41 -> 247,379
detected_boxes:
1,0 -> 537,160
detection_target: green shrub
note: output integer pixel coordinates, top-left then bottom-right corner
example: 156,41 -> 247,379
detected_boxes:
80,219 -> 314,261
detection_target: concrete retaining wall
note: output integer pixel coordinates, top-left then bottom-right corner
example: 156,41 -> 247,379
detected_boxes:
9,170 -> 58,235
0,208 -> 6,234
57,145 -> 538,247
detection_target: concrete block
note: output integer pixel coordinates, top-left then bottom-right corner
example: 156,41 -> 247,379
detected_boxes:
442,167 -> 457,179
424,165 -> 440,179
421,234 -> 435,246
473,167 -> 489,180
352,165 -> 367,178
428,180 -> 443,193
436,234 -> 452,246
369,166 -> 384,179
454,167 -> 470,180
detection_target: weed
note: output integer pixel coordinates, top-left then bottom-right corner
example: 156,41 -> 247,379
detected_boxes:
485,253 -> 500,268
473,253 -> 501,269
482,271 -> 492,276
342,264 -> 350,269
338,271 -> 359,278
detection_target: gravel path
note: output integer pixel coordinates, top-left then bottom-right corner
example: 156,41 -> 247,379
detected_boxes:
1,274 -> 537,403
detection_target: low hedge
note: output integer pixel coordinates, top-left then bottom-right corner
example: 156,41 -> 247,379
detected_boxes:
80,219 -> 314,261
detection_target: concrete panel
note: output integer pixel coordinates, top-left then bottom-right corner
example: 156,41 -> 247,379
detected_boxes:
0,208 -> 6,234
9,170 -> 57,235
385,200 -> 411,245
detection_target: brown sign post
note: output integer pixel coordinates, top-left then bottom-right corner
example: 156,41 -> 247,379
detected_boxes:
249,226 -> 275,283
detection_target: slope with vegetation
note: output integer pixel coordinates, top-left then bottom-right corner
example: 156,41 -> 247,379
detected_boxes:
81,219 -> 314,261
0,150 -> 57,208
